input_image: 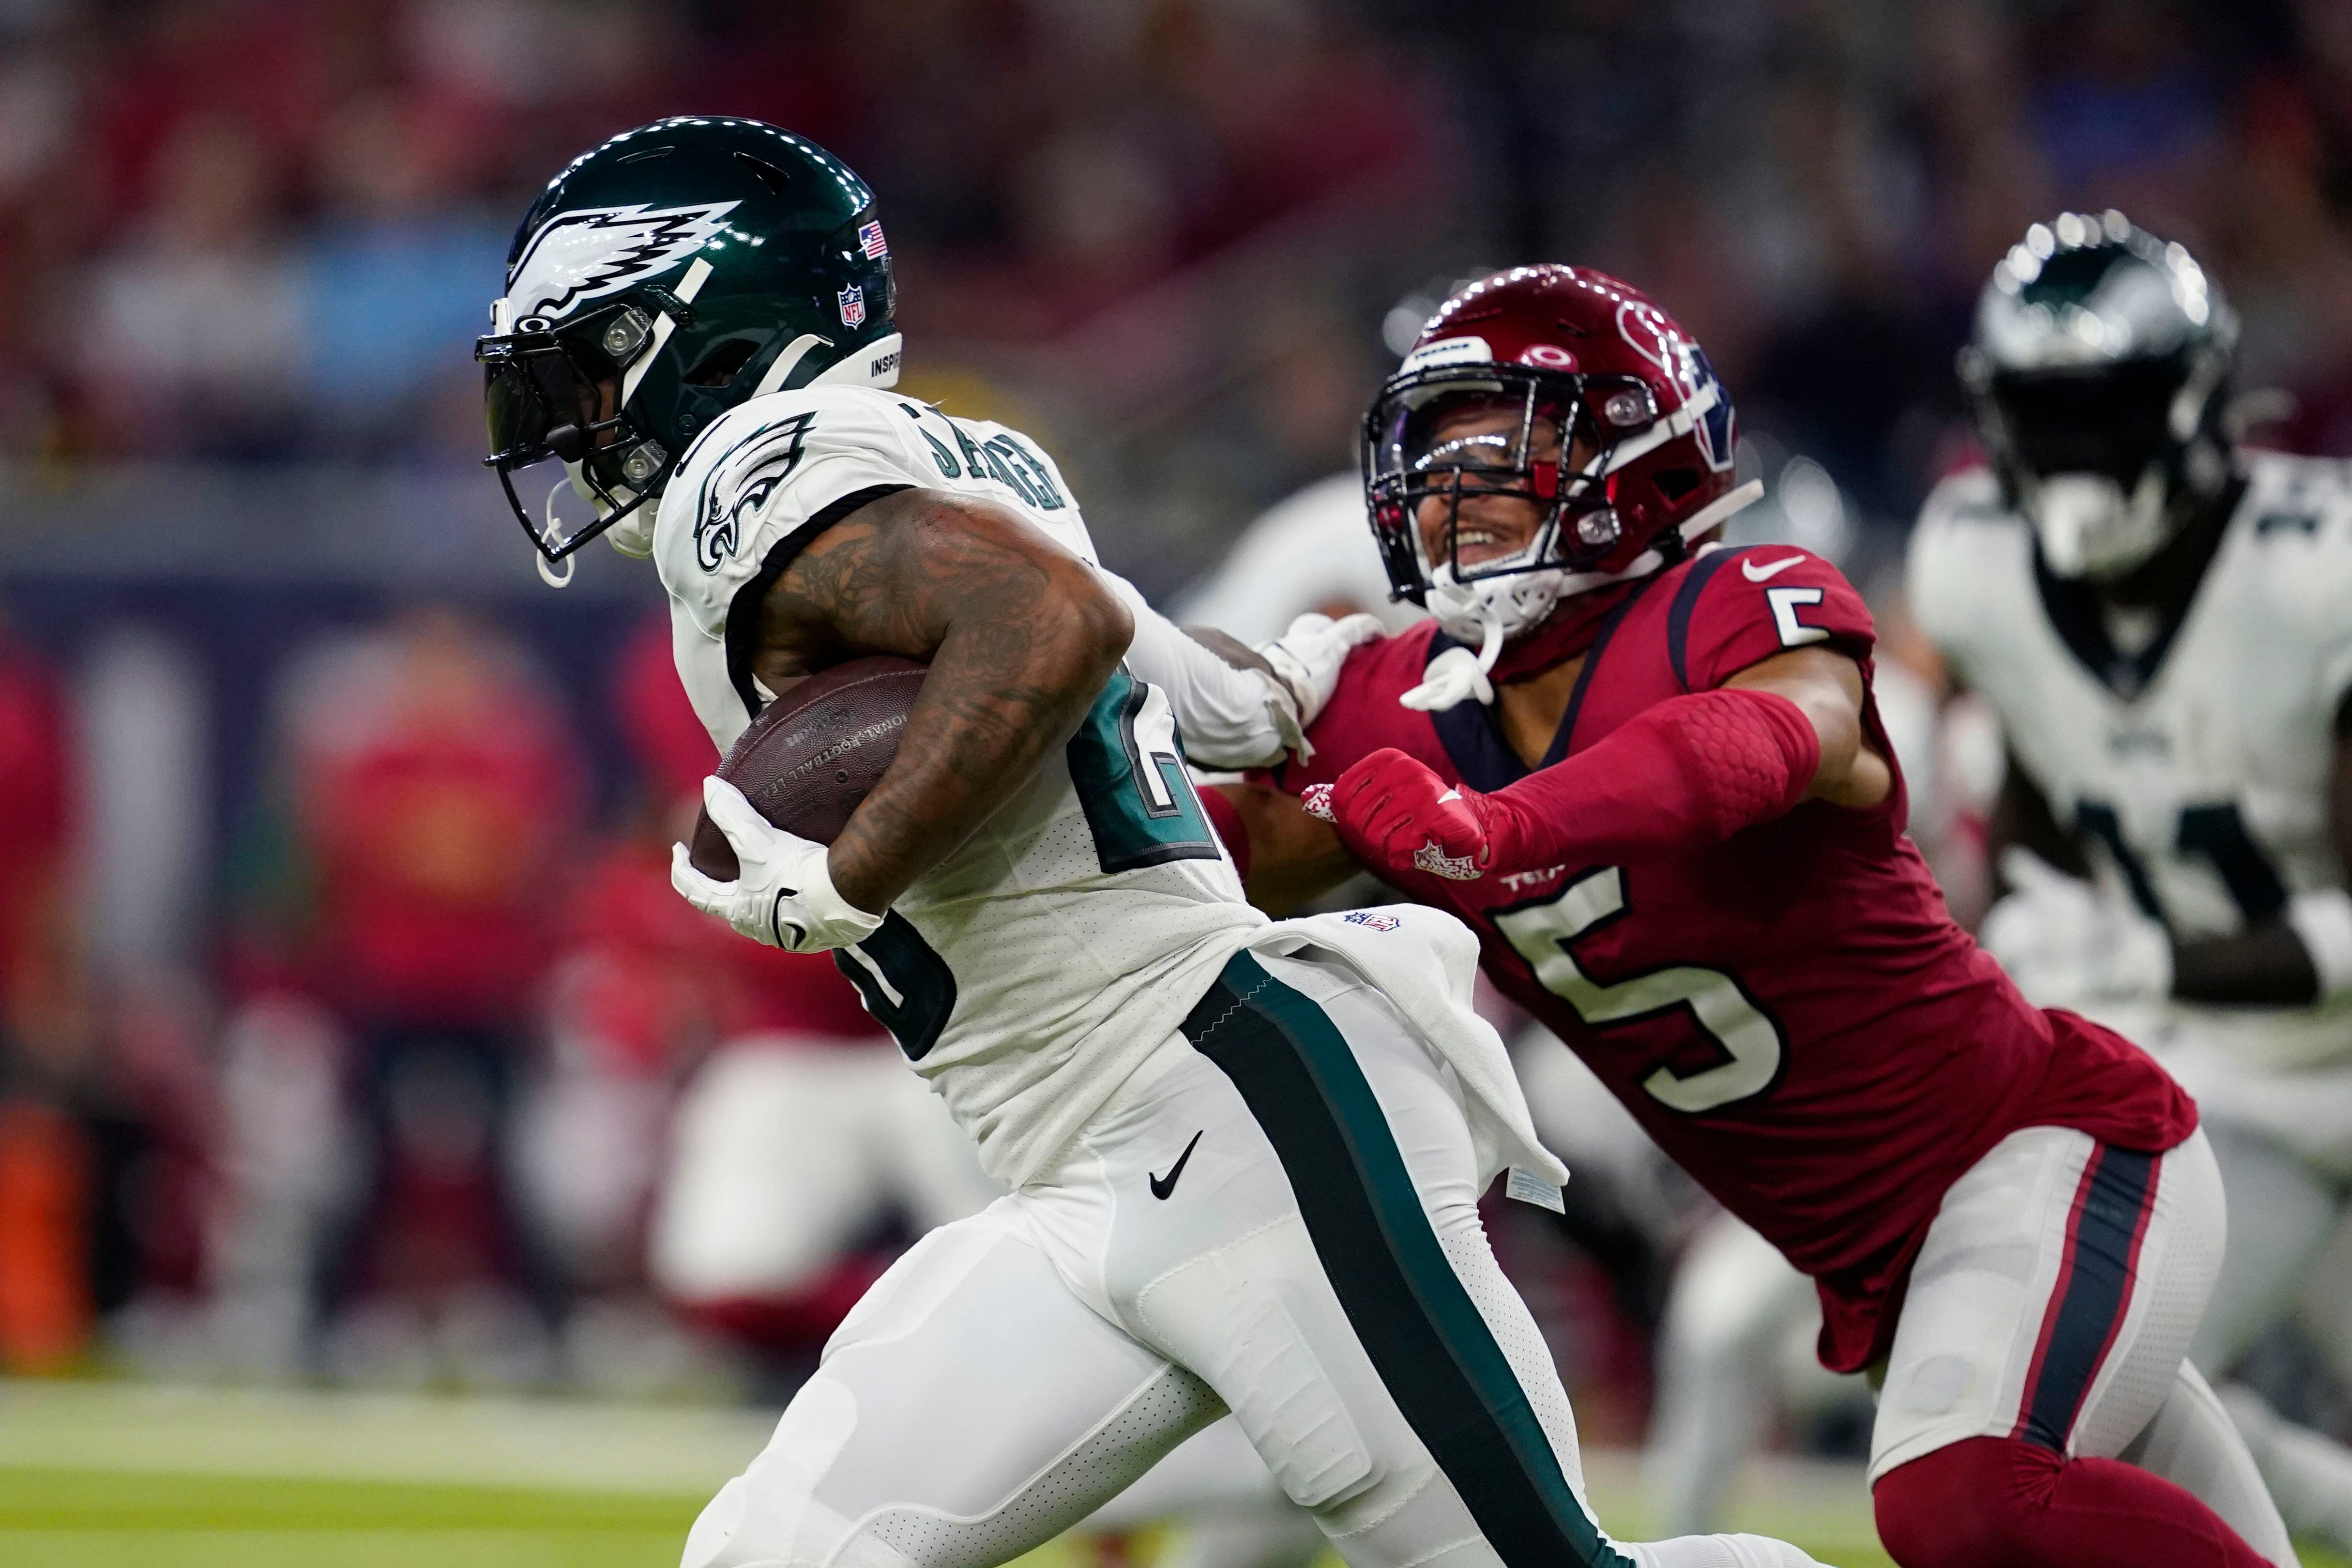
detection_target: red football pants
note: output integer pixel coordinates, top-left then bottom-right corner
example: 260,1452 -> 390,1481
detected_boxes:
1873,1435 -> 2271,1568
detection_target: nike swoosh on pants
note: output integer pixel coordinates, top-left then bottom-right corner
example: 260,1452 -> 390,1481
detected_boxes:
1150,1131 -> 1204,1199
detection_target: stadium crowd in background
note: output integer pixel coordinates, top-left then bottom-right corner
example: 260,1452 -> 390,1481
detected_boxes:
0,0 -> 2345,538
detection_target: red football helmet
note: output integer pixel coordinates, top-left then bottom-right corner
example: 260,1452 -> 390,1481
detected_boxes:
1363,265 -> 1757,650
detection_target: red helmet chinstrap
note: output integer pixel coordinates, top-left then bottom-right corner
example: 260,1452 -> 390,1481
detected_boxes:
1362,264 -> 1743,605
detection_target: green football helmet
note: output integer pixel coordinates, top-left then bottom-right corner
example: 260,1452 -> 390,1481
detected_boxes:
1958,211 -> 2236,580
477,116 -> 900,567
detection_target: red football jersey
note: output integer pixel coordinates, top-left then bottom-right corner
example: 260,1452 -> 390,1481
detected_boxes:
1278,544 -> 2195,1371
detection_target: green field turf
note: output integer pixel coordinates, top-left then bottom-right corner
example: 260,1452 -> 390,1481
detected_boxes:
0,1379 -> 2341,1568
0,1469 -> 693,1568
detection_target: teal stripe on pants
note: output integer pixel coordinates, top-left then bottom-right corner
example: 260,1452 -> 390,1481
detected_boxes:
1180,951 -> 1632,1568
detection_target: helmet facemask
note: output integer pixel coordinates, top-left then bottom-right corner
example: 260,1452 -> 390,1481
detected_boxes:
1365,365 -> 1659,647
478,299 -> 676,564
1962,214 -> 2239,585
1968,344 -> 2232,582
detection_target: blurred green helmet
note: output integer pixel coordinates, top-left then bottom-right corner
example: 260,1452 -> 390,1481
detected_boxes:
478,116 -> 901,566
1959,211 -> 2236,581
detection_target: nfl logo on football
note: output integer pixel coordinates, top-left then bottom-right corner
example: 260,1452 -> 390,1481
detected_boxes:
838,284 -> 865,327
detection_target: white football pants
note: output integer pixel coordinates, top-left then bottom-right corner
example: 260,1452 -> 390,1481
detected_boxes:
1870,1125 -> 2292,1565
652,1031 -> 1320,1567
681,949 -> 1821,1568
1645,1127 -> 2306,1559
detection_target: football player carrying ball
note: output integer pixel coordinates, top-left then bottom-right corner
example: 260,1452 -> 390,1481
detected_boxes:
480,119 -> 1824,1568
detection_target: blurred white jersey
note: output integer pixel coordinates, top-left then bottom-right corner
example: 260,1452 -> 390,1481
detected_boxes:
652,385 -> 1265,1184
1909,451 -> 2352,1068
1173,472 -> 1426,643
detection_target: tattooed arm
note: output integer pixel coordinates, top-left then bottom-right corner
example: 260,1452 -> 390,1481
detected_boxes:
746,487 -> 1134,913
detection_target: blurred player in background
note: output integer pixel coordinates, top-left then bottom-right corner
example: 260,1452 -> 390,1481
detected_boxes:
1172,279 -> 1486,643
245,607 -> 579,1375
1219,263 -> 2293,1567
1910,212 -> 2352,1553
480,118 -> 1824,1568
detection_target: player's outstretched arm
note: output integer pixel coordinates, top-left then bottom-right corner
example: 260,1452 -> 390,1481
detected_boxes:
1093,565 -> 1381,768
1323,646 -> 1889,882
752,488 -> 1133,913
1718,646 -> 1893,810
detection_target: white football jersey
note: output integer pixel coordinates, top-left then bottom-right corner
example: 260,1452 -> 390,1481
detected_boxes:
1909,451 -> 2352,1066
652,384 -> 1266,1184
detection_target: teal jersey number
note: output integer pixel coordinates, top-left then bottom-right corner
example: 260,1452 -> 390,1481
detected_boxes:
1067,668 -> 1222,873
835,913 -> 957,1061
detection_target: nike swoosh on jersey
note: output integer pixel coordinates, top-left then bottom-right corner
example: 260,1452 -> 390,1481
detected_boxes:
1149,1131 -> 1204,1199
1741,554 -> 1806,582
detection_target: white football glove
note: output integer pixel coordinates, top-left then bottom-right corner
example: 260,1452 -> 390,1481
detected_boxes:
670,776 -> 885,953
1255,612 -> 1384,760
1980,847 -> 2172,1008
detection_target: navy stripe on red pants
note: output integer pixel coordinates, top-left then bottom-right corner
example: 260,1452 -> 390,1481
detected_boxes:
2012,1144 -> 2161,1453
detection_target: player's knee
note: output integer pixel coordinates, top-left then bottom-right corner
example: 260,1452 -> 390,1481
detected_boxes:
1873,1436 -> 2060,1568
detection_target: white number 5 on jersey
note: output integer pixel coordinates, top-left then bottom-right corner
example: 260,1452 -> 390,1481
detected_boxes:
1493,867 -> 1785,1113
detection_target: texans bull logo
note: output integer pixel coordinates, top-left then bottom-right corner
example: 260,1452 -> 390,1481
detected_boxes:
1617,300 -> 1735,473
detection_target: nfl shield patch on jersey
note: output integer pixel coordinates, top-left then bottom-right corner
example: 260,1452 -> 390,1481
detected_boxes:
838,285 -> 865,327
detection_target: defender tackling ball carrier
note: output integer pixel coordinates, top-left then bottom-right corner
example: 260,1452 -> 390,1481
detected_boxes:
480,118 -> 1825,1568
1218,263 -> 2294,1568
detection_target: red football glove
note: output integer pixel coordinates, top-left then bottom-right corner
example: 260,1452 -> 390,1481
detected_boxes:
1321,748 -> 1506,882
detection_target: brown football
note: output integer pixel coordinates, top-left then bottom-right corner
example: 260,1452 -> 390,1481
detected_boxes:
688,655 -> 928,879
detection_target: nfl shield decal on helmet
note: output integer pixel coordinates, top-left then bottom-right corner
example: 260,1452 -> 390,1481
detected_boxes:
857,221 -> 888,259
838,285 -> 866,327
